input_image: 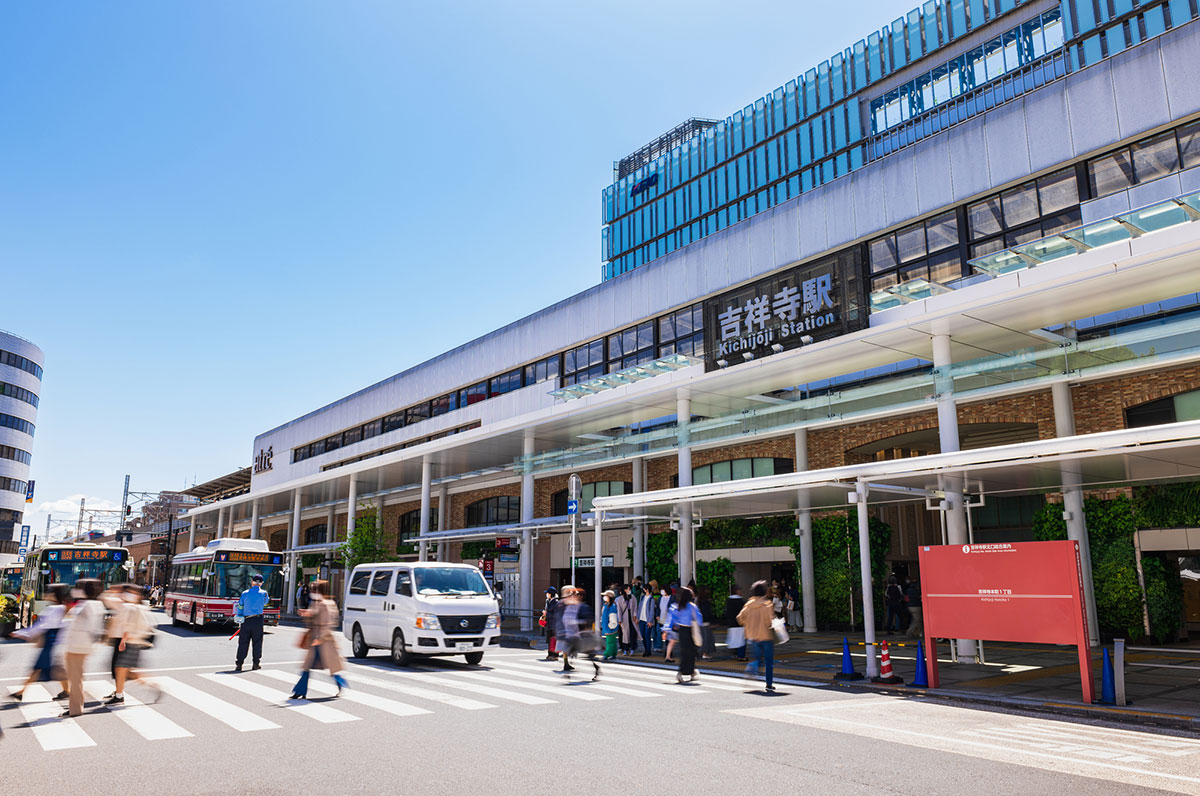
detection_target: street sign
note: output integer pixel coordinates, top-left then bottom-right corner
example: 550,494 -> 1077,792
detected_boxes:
498,553 -> 519,562
573,556 -> 614,568
495,537 -> 514,549
482,559 -> 494,573
566,499 -> 579,515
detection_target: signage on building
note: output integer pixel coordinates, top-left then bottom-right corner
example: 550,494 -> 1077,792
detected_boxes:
24,480 -> 34,503
630,172 -> 658,196
19,525 -> 30,547
573,556 -> 614,568
498,553 -> 519,563
253,446 -> 274,474
494,537 -> 514,549
701,249 -> 866,371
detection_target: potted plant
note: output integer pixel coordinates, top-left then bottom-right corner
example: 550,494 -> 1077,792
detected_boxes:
0,595 -> 17,637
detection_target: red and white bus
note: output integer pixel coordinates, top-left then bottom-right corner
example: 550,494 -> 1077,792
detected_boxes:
164,539 -> 284,629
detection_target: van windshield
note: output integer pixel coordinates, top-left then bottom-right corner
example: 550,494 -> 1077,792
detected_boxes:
414,568 -> 490,596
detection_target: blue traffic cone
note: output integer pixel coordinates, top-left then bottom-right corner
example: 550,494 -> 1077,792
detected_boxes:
1100,647 -> 1116,705
910,640 -> 929,688
834,636 -> 863,681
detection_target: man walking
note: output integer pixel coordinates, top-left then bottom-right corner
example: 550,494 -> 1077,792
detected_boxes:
636,580 -> 657,657
234,573 -> 269,672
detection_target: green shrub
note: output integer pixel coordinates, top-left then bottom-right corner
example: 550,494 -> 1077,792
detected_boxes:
696,557 -> 735,606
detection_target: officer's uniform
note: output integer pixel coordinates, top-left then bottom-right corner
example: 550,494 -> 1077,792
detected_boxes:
235,575 -> 269,672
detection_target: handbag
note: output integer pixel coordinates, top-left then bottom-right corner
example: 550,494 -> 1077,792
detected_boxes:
690,622 -> 703,647
771,617 -> 789,645
296,629 -> 312,649
725,626 -> 745,649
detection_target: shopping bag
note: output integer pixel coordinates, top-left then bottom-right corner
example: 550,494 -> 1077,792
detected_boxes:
725,626 -> 745,649
771,617 -> 789,645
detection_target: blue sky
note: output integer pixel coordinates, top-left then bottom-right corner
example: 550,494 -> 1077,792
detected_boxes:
0,0 -> 906,538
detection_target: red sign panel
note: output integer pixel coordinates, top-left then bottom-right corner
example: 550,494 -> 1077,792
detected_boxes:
918,540 -> 1093,702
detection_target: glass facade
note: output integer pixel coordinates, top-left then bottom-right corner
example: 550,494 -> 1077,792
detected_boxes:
1062,0 -> 1199,68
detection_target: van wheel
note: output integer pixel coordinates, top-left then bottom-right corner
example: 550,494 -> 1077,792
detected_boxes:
351,626 -> 369,659
391,630 -> 411,667
464,651 -> 484,666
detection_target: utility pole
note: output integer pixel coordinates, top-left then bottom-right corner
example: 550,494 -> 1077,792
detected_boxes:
76,498 -> 85,538
117,474 -> 130,544
163,513 -> 177,592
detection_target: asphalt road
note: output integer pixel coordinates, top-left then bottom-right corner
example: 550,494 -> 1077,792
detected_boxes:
1,612 -> 1198,796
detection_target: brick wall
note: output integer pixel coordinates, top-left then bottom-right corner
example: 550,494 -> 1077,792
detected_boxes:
1073,365 -> 1200,435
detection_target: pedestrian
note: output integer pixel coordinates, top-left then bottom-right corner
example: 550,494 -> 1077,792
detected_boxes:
905,578 -> 923,638
786,582 -> 802,632
738,580 -> 776,692
540,587 -> 560,661
660,586 -> 678,663
10,583 -> 71,702
884,575 -> 904,635
697,586 -> 716,660
557,587 -> 600,681
636,580 -> 657,658
105,585 -> 160,705
234,573 -> 269,672
100,583 -> 126,678
601,590 -> 618,661
723,584 -> 746,661
616,584 -> 638,655
771,581 -> 784,619
61,578 -> 105,718
291,580 -> 346,699
663,586 -> 702,684
656,584 -> 670,654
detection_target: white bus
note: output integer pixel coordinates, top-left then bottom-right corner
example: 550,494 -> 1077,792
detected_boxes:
164,539 -> 284,629
17,542 -> 131,627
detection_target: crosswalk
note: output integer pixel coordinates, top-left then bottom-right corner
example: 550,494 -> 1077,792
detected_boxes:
2,658 -> 760,752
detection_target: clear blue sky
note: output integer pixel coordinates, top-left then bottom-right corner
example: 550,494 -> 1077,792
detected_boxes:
0,0 -> 906,538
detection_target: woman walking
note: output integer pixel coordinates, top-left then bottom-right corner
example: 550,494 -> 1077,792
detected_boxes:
738,580 -> 776,692
105,585 -> 160,705
663,586 -> 703,684
600,590 -> 618,661
11,583 -> 71,702
616,584 -> 638,656
61,578 -> 105,718
291,580 -> 346,699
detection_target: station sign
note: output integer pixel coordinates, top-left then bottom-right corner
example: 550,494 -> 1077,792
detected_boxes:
51,549 -> 125,562
572,556 -> 614,568
701,248 -> 866,371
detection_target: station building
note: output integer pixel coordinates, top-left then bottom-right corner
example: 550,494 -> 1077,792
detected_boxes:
187,0 -> 1200,653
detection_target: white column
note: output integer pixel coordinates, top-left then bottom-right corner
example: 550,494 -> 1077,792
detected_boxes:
216,507 -> 225,539
375,497 -> 384,536
436,485 -> 448,562
519,433 -> 535,631
856,480 -> 879,679
676,392 -> 694,585
419,457 -> 432,562
1053,380 -> 1100,645
346,479 -> 358,541
631,457 -> 645,579
795,429 -> 817,633
250,500 -> 260,541
593,513 -> 604,631
287,490 -> 302,615
933,331 -> 975,658
188,514 -> 197,549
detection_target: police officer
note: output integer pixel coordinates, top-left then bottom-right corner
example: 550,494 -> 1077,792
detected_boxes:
234,573 -> 269,672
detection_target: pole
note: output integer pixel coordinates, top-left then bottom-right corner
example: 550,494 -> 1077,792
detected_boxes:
118,474 -> 130,544
569,474 -> 581,587
164,513 -> 175,592
855,480 -> 879,679
77,498 -> 85,537
593,513 -> 603,632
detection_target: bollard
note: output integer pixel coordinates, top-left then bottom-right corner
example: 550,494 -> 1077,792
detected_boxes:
910,640 -> 930,688
834,636 -> 863,681
1100,647 -> 1116,705
1114,638 -> 1127,706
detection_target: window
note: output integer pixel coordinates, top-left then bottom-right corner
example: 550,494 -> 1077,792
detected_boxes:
0,349 -> 42,380
870,210 -> 965,290
608,321 -> 656,371
382,413 -> 405,434
465,496 -> 520,527
1131,131 -> 1181,184
1180,120 -> 1200,170
325,433 -> 342,453
362,419 -> 382,440
488,369 -> 522,397
430,394 -> 452,416
1000,183 -> 1038,227
395,570 -> 413,597
685,458 -> 792,486
397,509 -> 436,552
0,476 -> 28,495
0,382 -> 38,408
370,571 -> 392,596
551,481 -> 632,514
460,382 -> 487,406
968,197 -> 1003,239
1087,122 -> 1197,199
349,570 -> 372,595
405,403 -> 431,425
304,524 -> 327,546
342,426 -> 362,446
523,355 -> 560,386
0,444 -> 31,466
563,340 -> 605,386
1037,168 -> 1078,214
657,303 -> 704,358
1126,389 -> 1200,428
0,413 -> 34,436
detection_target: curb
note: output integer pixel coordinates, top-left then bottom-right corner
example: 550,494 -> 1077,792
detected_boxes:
600,657 -> 1200,731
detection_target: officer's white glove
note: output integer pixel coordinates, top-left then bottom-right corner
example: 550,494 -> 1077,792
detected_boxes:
234,615 -> 245,625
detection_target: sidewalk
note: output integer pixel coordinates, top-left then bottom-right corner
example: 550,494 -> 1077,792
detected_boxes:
531,627 -> 1200,730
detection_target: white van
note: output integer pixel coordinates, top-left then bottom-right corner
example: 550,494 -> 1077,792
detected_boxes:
342,562 -> 501,666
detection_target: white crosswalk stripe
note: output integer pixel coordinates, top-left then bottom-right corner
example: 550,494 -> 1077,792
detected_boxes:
484,662 -> 660,697
422,668 -> 611,701
496,661 -> 712,694
198,672 -> 359,724
597,662 -> 754,691
341,670 -> 496,710
8,684 -> 95,751
156,676 -> 280,732
81,681 -> 191,740
255,670 -> 430,717
384,670 -> 557,705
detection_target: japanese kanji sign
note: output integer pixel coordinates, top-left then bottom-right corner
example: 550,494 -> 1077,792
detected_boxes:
701,248 -> 865,371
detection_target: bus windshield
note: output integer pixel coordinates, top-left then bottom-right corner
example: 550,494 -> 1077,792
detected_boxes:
39,549 -> 128,592
1,567 -> 21,595
415,568 -> 490,596
212,563 -> 284,601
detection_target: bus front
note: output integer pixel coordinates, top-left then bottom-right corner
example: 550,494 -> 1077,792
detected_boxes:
22,546 -> 130,625
208,550 -> 285,625
1,565 -> 22,598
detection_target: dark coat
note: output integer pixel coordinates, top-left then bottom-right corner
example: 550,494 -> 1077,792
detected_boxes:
543,597 -> 561,638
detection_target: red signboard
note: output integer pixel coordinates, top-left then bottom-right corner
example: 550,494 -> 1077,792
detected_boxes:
918,540 -> 1093,703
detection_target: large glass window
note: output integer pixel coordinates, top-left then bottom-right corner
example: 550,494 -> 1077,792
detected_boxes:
657,303 -> 704,358
608,321 -> 655,371
1087,123 -> 1198,198
304,523 -> 327,546
563,339 -> 605,386
1131,131 -> 1181,183
551,481 -> 631,514
397,509 -> 436,552
688,458 -> 793,486
1037,168 -> 1078,214
465,496 -> 520,527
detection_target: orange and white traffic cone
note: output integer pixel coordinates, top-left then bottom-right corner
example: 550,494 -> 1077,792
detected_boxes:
873,640 -> 904,684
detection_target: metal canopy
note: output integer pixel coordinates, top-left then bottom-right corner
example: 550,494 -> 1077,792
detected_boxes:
415,512 -> 650,543
591,420 -> 1200,520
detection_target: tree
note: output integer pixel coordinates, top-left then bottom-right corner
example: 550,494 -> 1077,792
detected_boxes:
338,511 -> 393,574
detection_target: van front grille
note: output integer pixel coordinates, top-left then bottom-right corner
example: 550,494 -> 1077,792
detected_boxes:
438,615 -> 487,635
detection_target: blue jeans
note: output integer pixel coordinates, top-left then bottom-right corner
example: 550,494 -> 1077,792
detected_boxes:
293,669 -> 346,697
745,640 -> 774,688
638,621 -> 654,655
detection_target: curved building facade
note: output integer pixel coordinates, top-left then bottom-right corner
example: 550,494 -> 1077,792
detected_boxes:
0,330 -> 42,541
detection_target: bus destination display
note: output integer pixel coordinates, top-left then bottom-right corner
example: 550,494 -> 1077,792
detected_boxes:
49,549 -> 124,562
217,551 -> 283,566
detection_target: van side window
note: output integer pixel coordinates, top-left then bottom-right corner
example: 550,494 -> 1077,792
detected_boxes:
370,571 -> 392,596
395,570 -> 413,597
349,570 -> 372,595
